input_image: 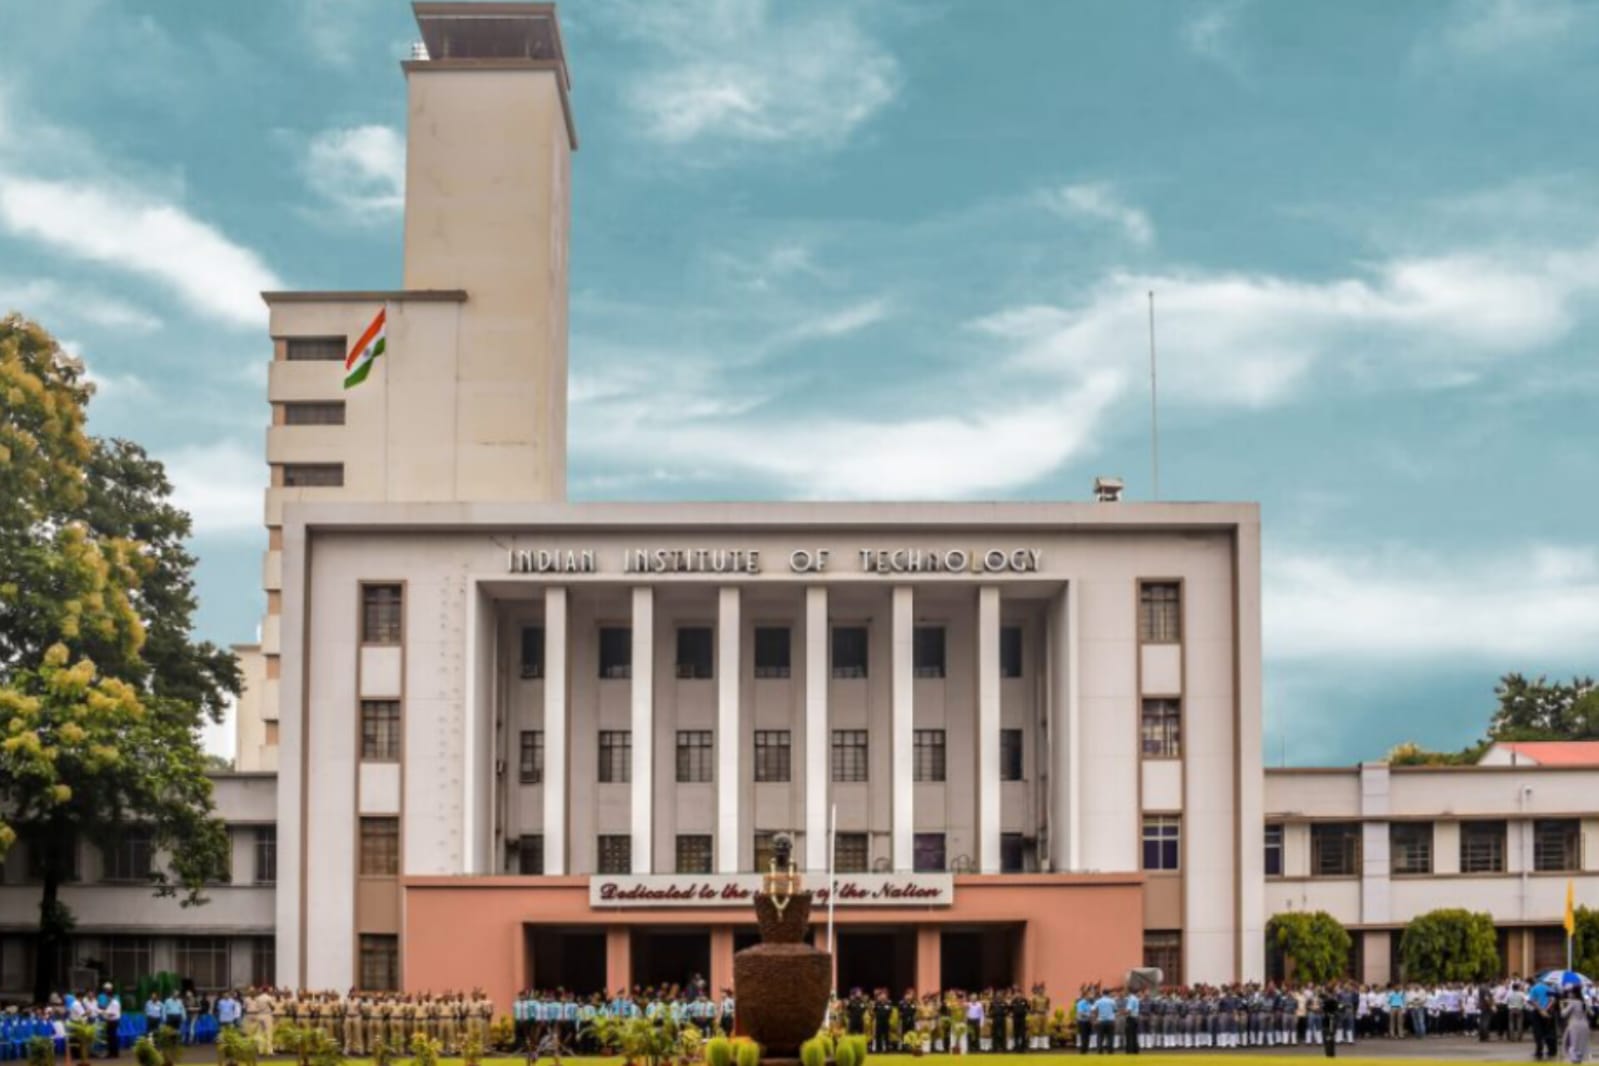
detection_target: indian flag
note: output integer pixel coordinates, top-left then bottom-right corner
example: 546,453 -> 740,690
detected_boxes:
344,307 -> 386,389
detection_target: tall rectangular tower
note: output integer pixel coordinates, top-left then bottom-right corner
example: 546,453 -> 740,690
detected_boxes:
238,2 -> 574,773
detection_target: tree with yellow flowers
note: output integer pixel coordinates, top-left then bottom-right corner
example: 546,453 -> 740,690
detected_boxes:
1,313 -> 239,1001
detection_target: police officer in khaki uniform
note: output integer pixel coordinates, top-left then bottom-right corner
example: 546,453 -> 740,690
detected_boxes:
343,993 -> 365,1056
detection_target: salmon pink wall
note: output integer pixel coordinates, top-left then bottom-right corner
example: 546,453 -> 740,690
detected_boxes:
403,874 -> 1144,1013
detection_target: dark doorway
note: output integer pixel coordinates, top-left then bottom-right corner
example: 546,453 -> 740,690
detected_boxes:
836,928 -> 915,995
631,928 -> 711,991
940,927 -> 1018,992
528,927 -> 607,995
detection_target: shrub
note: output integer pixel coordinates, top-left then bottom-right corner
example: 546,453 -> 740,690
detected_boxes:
461,1028 -> 484,1066
834,1039 -> 856,1066
66,1020 -> 98,1062
151,1026 -> 182,1066
1267,910 -> 1352,985
733,1037 -> 761,1066
370,1039 -> 393,1066
27,1036 -> 55,1066
132,1038 -> 161,1066
846,1034 -> 868,1066
489,1016 -> 516,1052
409,1032 -> 441,1066
218,1026 -> 258,1066
1399,908 -> 1500,983
705,1035 -> 733,1066
799,1037 -> 825,1066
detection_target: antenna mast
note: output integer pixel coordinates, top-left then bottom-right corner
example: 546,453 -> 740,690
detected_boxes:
1148,290 -> 1160,501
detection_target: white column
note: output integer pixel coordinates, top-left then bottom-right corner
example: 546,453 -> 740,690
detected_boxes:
977,586 -> 1002,874
804,586 -> 829,872
631,586 -> 654,874
891,585 -> 914,872
1047,583 -> 1080,871
543,587 -> 568,874
716,586 -> 741,874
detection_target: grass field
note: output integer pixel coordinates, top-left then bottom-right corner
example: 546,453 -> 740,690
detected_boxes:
233,1054 -> 1515,1066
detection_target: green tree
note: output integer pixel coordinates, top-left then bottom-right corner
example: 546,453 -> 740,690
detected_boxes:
1490,673 -> 1599,741
1267,910 -> 1352,984
0,313 -> 238,1001
1398,908 -> 1501,983
1573,906 -> 1599,982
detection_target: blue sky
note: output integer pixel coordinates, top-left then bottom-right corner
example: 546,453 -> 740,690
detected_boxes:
2,0 -> 1597,764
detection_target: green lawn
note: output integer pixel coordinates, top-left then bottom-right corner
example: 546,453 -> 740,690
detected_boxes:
238,1055 -> 1492,1066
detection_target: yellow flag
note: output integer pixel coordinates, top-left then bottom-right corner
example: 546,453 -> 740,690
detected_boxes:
1565,879 -> 1576,937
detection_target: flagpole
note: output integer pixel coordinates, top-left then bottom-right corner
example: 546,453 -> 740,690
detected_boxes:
828,802 -> 838,992
1147,290 -> 1160,502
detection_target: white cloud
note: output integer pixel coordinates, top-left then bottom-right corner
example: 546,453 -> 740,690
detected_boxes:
973,242 -> 1599,408
162,438 -> 267,535
609,0 -> 900,150
1435,0 -> 1587,59
304,124 -> 405,217
0,177 -> 283,329
1182,0 -> 1249,76
1266,543 -> 1599,660
0,277 -> 162,333
778,297 -> 891,346
575,372 -> 1124,499
1042,183 -> 1155,247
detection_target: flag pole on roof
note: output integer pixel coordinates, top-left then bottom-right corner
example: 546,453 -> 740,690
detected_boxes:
344,306 -> 387,389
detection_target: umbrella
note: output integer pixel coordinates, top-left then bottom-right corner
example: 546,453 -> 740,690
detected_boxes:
1535,969 -> 1591,989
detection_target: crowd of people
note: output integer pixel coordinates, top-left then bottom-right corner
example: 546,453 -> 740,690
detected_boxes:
7,974 -> 1597,1061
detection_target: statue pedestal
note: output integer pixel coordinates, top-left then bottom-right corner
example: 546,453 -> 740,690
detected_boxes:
733,892 -> 831,1059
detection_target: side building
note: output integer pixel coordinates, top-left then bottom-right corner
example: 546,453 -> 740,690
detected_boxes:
1263,743 -> 1599,983
0,775 -> 278,997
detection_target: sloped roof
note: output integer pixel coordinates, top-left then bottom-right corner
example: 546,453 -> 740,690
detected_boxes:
1490,740 -> 1599,766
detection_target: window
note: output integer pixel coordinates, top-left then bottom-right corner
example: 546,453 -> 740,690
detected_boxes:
360,700 -> 401,761
359,817 -> 399,876
832,626 -> 868,679
519,731 -> 544,785
913,729 -> 946,782
1533,927 -> 1567,972
104,828 -> 153,882
520,626 -> 545,679
515,835 -> 544,875
1389,822 -> 1433,875
361,585 -> 402,644
754,731 -> 792,783
913,626 -> 945,679
676,730 -> 713,783
675,627 -> 714,680
1142,816 -> 1181,871
282,401 -> 345,425
254,827 -> 277,884
1001,833 -> 1026,873
599,627 -> 632,679
831,729 -> 869,783
598,731 -> 632,784
1000,626 -> 1023,679
281,463 -> 344,487
1533,819 -> 1580,872
1263,823 -> 1283,878
1460,820 -> 1506,874
1140,699 -> 1181,758
284,336 -> 345,361
1138,582 -> 1181,643
251,936 -> 276,987
834,832 -> 869,873
359,935 -> 399,992
913,832 -> 947,873
26,831 -> 79,882
597,835 -> 632,875
754,626 -> 791,678
676,835 -> 712,874
215,830 -> 234,883
1000,729 -> 1023,781
176,937 -> 230,991
754,832 -> 784,874
1311,823 -> 1361,877
1143,931 -> 1182,987
104,937 -> 152,991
